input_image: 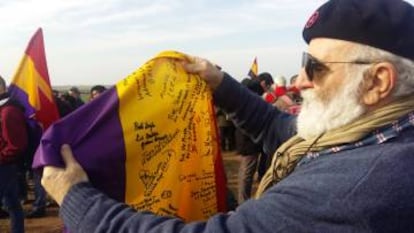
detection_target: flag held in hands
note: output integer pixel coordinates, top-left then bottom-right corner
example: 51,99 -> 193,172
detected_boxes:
248,57 -> 258,79
8,27 -> 60,130
33,51 -> 227,222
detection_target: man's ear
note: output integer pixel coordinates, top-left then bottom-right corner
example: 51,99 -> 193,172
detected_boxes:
362,63 -> 396,106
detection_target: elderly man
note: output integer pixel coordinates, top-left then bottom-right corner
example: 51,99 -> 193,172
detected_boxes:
41,0 -> 414,232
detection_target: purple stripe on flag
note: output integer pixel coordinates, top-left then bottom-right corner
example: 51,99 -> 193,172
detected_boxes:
33,87 -> 126,202
8,84 -> 37,118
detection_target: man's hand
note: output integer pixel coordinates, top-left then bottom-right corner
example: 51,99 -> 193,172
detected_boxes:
183,56 -> 224,90
41,144 -> 89,206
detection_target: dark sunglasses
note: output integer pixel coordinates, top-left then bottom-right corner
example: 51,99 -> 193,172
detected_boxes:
302,52 -> 373,81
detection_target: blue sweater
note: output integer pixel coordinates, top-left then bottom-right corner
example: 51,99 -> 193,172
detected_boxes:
60,74 -> 414,232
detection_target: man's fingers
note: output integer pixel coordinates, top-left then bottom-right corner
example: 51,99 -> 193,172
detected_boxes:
183,62 -> 202,74
185,55 -> 196,63
182,56 -> 206,73
60,144 -> 79,168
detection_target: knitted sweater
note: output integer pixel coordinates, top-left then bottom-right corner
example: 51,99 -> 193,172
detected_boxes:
60,74 -> 414,233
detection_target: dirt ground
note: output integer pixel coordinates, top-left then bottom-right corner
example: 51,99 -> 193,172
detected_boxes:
0,150 -> 242,233
0,205 -> 64,233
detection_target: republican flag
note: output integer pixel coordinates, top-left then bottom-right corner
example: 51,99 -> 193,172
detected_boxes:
8,27 -> 60,130
33,51 -> 227,224
247,57 -> 258,79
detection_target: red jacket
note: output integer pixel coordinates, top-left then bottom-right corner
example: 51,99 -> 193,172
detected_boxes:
0,103 -> 28,165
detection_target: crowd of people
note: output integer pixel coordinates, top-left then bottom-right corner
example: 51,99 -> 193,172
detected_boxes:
53,85 -> 108,117
0,83 -> 108,232
0,67 -> 297,231
2,0 -> 414,232
215,72 -> 303,204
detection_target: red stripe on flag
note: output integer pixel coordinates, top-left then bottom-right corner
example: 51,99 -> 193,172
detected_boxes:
24,28 -> 51,84
211,103 -> 228,212
13,27 -> 60,130
37,88 -> 60,129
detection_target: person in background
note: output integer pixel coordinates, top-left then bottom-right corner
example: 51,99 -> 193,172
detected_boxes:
68,86 -> 84,109
89,85 -> 107,101
257,72 -> 275,103
25,174 -> 47,218
53,90 -> 74,117
259,73 -> 296,113
216,107 -> 235,151
286,74 -> 302,115
287,74 -> 302,103
0,75 -> 26,233
256,72 -> 281,178
235,78 -> 264,203
41,0 -> 414,232
270,75 -> 296,113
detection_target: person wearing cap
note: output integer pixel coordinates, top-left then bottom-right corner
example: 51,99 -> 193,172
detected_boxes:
41,0 -> 414,232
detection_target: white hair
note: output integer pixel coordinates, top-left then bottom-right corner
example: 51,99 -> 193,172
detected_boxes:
297,56 -> 367,139
297,43 -> 414,139
346,44 -> 414,98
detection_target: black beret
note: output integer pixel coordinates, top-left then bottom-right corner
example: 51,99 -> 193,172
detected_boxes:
303,0 -> 414,61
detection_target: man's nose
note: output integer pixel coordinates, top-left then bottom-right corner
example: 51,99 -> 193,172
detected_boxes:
295,69 -> 314,90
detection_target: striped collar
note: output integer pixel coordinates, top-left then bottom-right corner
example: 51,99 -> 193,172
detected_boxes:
298,112 -> 414,166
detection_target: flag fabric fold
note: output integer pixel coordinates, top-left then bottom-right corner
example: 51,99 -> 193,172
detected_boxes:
33,51 -> 227,222
8,27 -> 59,130
247,57 -> 258,79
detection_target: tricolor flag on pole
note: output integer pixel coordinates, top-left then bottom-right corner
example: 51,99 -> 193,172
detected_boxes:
33,51 -> 227,225
8,28 -> 60,130
247,57 -> 258,79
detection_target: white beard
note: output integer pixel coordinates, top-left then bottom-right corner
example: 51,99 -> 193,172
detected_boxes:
296,77 -> 366,140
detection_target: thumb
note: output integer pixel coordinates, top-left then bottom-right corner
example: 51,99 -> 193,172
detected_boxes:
182,61 -> 201,74
60,144 -> 79,168
182,56 -> 206,73
185,55 -> 196,64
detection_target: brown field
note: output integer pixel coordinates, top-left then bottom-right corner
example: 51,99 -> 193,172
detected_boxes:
0,150 -> 241,233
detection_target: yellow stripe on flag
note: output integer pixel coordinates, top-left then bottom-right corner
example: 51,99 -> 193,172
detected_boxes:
116,51 -> 220,221
12,55 -> 54,110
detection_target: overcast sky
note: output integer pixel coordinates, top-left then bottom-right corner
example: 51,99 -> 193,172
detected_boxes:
1,0 -> 413,86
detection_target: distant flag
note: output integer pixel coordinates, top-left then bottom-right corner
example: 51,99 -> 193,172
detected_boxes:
247,57 -> 258,79
8,27 -> 60,130
33,51 -> 227,226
